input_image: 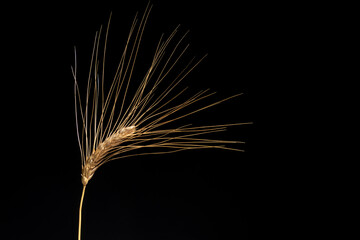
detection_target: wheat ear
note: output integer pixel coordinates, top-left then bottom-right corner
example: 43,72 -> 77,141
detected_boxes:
73,4 -> 251,240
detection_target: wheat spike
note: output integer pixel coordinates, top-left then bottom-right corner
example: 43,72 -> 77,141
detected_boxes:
81,126 -> 136,185
73,4 -> 250,240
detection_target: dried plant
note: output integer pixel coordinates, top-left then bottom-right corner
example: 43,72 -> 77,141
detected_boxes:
72,4 -> 250,240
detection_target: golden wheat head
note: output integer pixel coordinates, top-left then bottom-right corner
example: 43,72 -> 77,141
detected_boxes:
72,4 -> 249,187
73,4 -> 251,240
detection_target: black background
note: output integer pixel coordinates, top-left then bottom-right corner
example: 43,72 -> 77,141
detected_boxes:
2,0 -> 284,239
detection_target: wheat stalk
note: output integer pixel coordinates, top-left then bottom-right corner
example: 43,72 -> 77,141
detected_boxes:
73,3 -> 250,240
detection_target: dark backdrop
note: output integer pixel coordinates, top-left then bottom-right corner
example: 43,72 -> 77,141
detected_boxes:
2,0 -> 278,239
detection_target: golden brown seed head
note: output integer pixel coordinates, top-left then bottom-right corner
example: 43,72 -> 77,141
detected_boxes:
81,126 -> 136,186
